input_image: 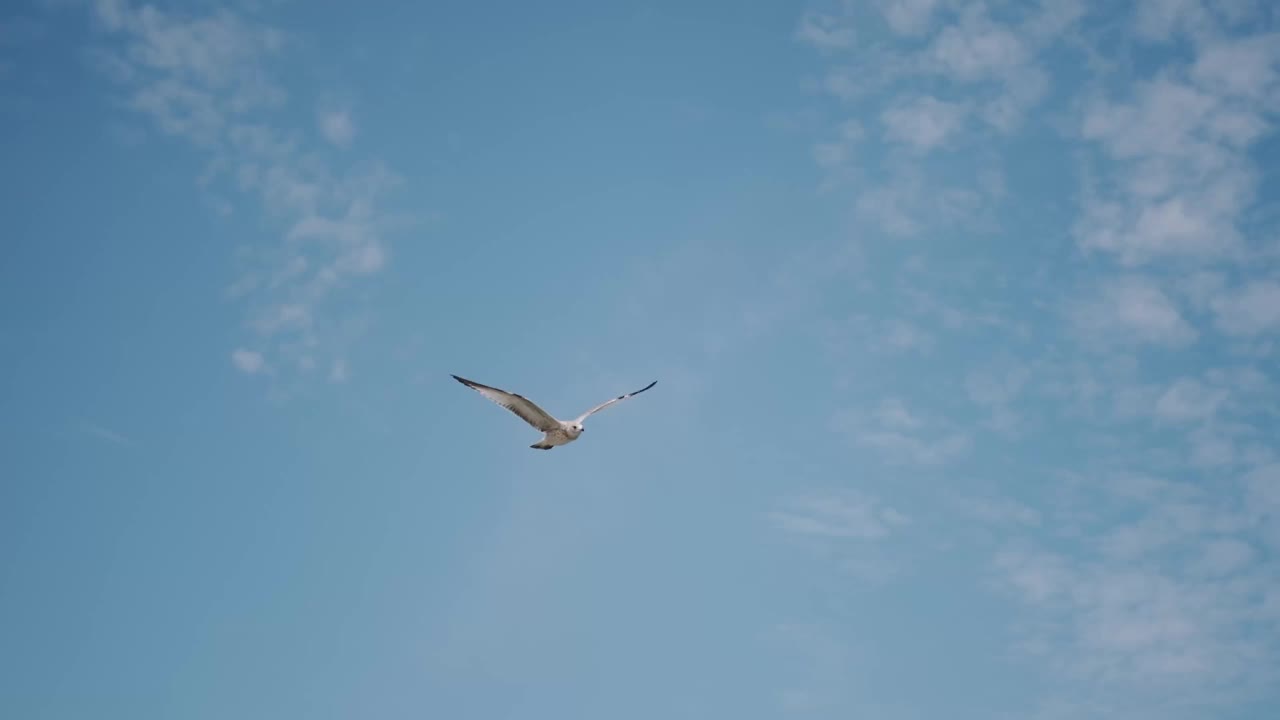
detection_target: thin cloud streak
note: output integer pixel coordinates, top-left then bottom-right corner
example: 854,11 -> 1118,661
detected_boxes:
79,421 -> 130,446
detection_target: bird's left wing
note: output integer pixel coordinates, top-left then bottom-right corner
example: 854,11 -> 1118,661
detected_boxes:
574,380 -> 657,422
452,375 -> 561,432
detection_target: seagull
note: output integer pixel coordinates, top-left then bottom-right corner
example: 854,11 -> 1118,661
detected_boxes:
452,374 -> 657,450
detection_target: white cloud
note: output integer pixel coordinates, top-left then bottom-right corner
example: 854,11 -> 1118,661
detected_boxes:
1188,425 -> 1238,468
997,542 -> 1271,704
834,398 -> 971,465
883,318 -> 934,352
994,546 -> 1071,604
1191,33 -> 1280,103
231,348 -> 266,374
992,460 -> 1280,711
930,13 -> 1028,82
881,95 -> 966,151
80,421 -> 130,445
958,496 -> 1042,527
771,490 -> 909,540
1134,0 -> 1210,42
855,182 -> 923,237
329,358 -> 348,383
1072,276 -> 1198,348
811,119 -> 863,170
853,166 -> 988,238
965,361 -> 1030,433
876,397 -> 922,430
1154,378 -> 1227,423
981,66 -> 1049,133
251,302 -> 311,337
875,0 -> 938,36
788,2 -> 1280,713
318,108 -> 355,147
1075,31 -> 1278,265
921,7 -> 1056,134
966,363 -> 1029,407
819,47 -> 917,102
90,1 -> 403,386
1191,538 -> 1255,577
796,10 -> 856,52
1244,463 -> 1280,516
1210,280 -> 1280,336
857,429 -> 970,465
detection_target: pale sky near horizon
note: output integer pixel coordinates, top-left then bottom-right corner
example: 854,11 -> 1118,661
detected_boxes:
3,1 -> 1280,718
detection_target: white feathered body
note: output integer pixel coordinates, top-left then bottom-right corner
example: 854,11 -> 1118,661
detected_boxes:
532,423 -> 584,450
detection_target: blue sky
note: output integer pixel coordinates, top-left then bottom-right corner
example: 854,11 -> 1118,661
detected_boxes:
3,0 -> 1280,718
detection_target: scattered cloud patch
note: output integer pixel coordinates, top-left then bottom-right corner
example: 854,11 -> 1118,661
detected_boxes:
328,357 -> 348,383
1210,279 -> 1280,337
834,398 -> 971,465
812,119 -> 864,170
874,0 -> 939,37
958,495 -> 1042,527
881,95 -> 966,152
231,347 -> 266,374
1075,34 -> 1278,265
796,10 -> 856,52
1071,276 -> 1198,348
88,1 -> 405,387
771,490 -> 909,540
79,421 -> 130,445
965,360 -> 1030,433
793,4 -> 1280,714
929,10 -> 1028,82
992,462 -> 1280,712
318,107 -> 355,147
852,166 -> 987,237
1153,377 -> 1226,423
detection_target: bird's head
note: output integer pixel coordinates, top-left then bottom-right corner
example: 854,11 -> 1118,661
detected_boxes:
570,423 -> 584,435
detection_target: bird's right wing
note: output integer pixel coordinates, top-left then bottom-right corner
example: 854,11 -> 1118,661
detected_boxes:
574,380 -> 657,422
452,375 -> 561,432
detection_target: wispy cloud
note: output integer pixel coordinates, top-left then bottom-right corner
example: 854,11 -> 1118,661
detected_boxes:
230,347 -> 266,375
881,94 -> 967,152
851,164 -> 990,237
1070,275 -> 1198,348
318,107 -> 355,148
956,495 -> 1042,528
795,9 -> 856,53
1076,80 -> 1262,265
770,489 -> 914,587
1210,279 -> 1280,337
834,397 -> 971,466
874,0 -> 940,37
1153,377 -> 1227,424
86,0 -> 406,386
771,489 -> 909,540
965,358 -> 1030,433
79,420 -> 129,446
793,2 -> 1280,715
926,4 -> 1057,133
992,462 -> 1280,713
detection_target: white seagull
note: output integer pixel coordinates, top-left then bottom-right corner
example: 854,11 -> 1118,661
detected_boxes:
452,374 -> 657,450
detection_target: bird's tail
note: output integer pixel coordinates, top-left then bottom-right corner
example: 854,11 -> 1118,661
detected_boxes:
530,443 -> 552,450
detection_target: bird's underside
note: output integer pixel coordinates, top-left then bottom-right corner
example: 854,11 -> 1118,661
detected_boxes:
452,374 -> 656,450
530,428 -> 574,450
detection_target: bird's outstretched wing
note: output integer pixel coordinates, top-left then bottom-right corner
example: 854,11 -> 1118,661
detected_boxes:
452,375 -> 561,432
574,381 -> 657,422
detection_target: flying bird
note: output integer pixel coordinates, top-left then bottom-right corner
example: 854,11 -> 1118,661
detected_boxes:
452,374 -> 657,450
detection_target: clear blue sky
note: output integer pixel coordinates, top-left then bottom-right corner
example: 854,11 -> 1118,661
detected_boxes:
3,1 -> 1280,718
